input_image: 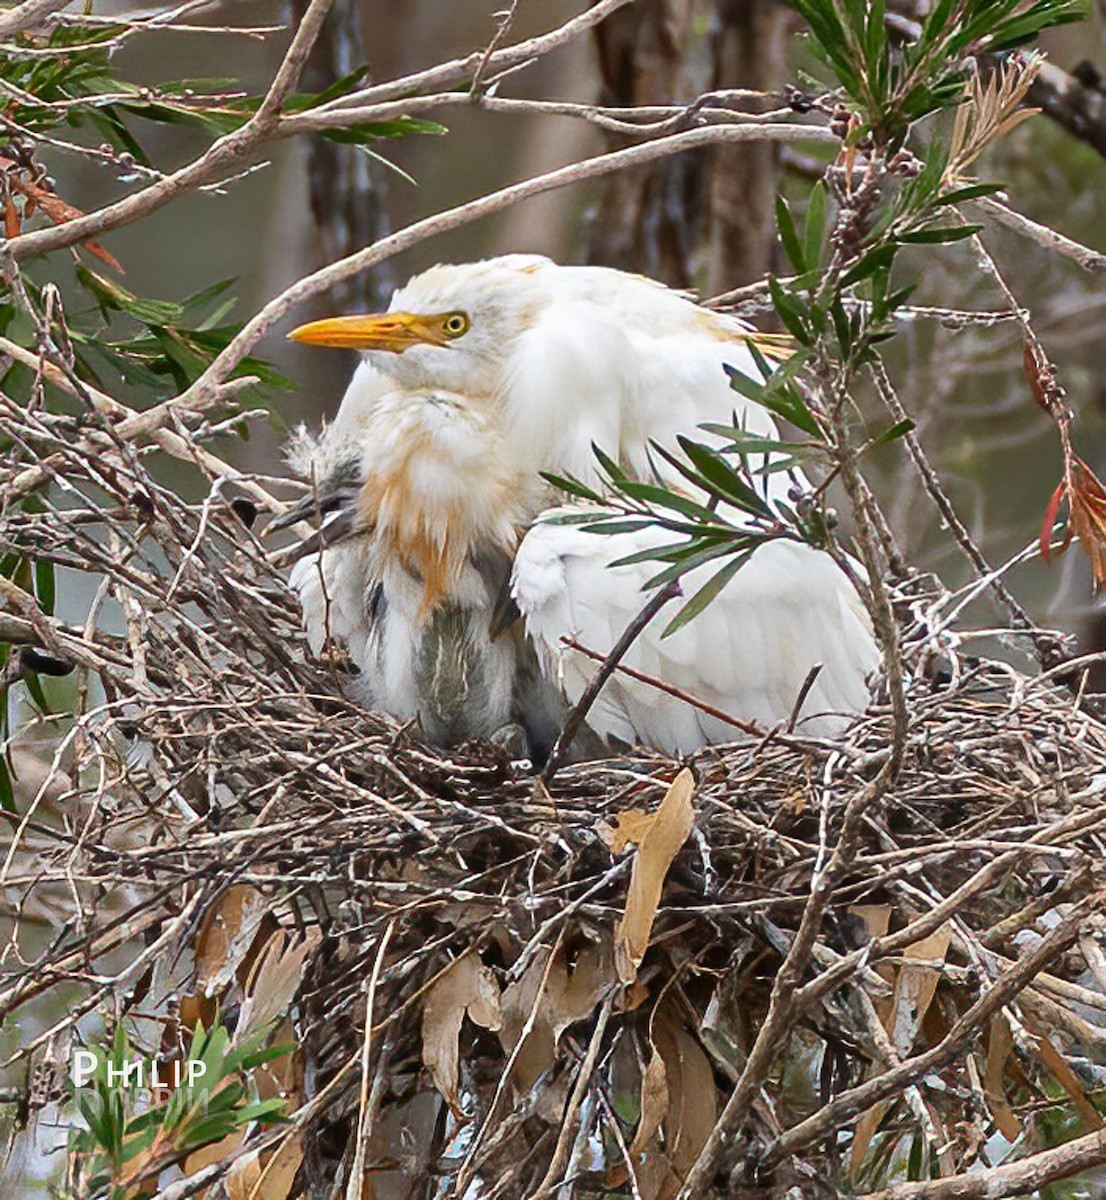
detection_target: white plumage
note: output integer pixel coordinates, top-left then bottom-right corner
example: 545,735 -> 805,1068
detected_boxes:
284,255 -> 878,755
513,520 -> 879,753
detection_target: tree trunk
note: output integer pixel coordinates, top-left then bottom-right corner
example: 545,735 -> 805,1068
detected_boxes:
587,0 -> 792,292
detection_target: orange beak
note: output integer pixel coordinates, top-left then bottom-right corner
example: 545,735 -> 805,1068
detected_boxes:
286,311 -> 449,352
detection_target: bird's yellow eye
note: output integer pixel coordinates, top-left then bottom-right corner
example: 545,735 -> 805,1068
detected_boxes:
441,312 -> 470,338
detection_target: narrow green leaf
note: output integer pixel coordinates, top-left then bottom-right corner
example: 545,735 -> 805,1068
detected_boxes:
871,417 -> 915,446
776,195 -> 806,272
935,182 -> 1005,206
804,182 -> 827,272
899,224 -> 982,244
662,552 -> 751,637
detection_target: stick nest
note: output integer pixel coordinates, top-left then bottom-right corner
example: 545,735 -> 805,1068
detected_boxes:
4,406 -> 1106,1199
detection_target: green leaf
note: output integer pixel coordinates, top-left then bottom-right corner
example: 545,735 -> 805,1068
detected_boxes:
871,417 -> 915,446
662,552 -> 752,637
768,276 -> 812,345
899,224 -> 982,244
840,243 -> 897,289
776,195 -> 806,272
804,182 -> 827,273
675,436 -> 775,517
34,559 -> 55,616
935,182 -> 1005,206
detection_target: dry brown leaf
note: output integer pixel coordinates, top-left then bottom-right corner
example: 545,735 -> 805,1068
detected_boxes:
888,928 -> 951,1056
242,1133 -> 304,1200
608,1003 -> 717,1199
983,1013 -> 1022,1142
236,929 -> 321,1042
645,1010 -> 718,1200
499,940 -> 611,1099
614,770 -> 696,983
849,904 -> 895,1017
184,1130 -> 246,1180
8,174 -> 123,272
632,1047 -> 670,1157
1023,1014 -> 1104,1132
1068,459 -> 1106,590
194,885 -> 275,998
603,807 -> 658,854
421,951 -> 503,1114
850,926 -> 951,1175
607,1038 -> 669,1193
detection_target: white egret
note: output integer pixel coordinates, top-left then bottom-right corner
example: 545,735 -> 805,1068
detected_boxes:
283,255 -> 879,754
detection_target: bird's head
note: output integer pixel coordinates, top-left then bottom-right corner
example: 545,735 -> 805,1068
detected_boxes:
287,256 -> 552,399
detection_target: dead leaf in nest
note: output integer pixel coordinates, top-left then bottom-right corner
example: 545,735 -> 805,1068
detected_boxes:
243,1133 -> 304,1200
615,1006 -> 717,1200
848,904 -> 894,998
602,807 -> 659,855
236,928 -> 321,1043
7,174 -> 123,272
499,940 -> 612,1098
629,1046 -> 670,1161
194,885 -> 276,998
214,1138 -> 302,1200
185,1130 -> 246,1180
850,926 -> 951,1175
888,928 -> 950,1055
612,770 -> 696,983
422,951 -> 503,1114
983,1013 -> 1021,1142
189,1126 -> 303,1199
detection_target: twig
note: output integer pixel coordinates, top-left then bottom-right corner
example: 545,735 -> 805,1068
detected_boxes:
346,920 -> 396,1200
857,1123 -> 1106,1198
0,0 -> 68,39
541,581 -> 681,782
178,121 -> 837,411
974,196 -> 1106,272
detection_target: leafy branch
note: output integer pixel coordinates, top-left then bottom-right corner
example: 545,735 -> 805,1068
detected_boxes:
68,1019 -> 290,1200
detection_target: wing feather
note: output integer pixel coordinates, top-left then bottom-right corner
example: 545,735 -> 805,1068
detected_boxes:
513,516 -> 879,755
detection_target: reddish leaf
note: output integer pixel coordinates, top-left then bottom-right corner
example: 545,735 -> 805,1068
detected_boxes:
1040,479 -> 1067,562
4,195 -> 19,239
8,175 -> 123,272
1068,459 -> 1106,589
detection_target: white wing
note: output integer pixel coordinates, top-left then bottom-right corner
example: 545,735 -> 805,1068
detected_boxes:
513,517 -> 879,755
503,267 -> 792,494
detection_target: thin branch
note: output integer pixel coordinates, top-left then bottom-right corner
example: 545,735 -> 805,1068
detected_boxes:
975,196 -> 1106,272
541,581 -> 681,782
311,0 -> 636,112
0,0 -> 68,39
858,1113 -> 1106,1198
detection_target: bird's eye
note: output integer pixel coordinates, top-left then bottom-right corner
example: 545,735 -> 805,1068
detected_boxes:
441,312 -> 470,338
